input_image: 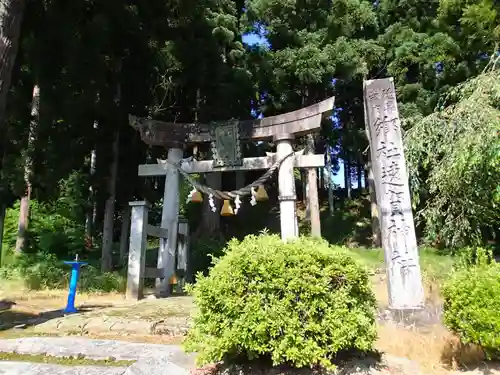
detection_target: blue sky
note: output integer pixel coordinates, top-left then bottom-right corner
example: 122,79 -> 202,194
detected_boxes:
243,33 -> 267,46
242,33 -> 350,188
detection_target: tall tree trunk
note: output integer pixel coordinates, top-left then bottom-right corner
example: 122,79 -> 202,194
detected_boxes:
197,172 -> 222,237
101,130 -> 119,272
0,0 -> 25,132
118,204 -> 130,267
301,170 -> 307,204
306,134 -> 321,237
85,120 -> 98,248
326,149 -> 334,215
344,158 -> 352,199
235,171 -> 245,189
0,204 -> 5,266
15,84 -> 39,253
101,68 -> 121,272
357,162 -> 363,190
364,166 -> 369,190
363,91 -> 381,248
366,159 -> 381,247
0,1 -> 25,253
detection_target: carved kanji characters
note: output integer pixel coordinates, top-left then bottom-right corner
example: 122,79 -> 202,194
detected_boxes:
386,215 -> 416,269
376,140 -> 400,159
367,88 -> 382,101
372,104 -> 382,119
384,99 -> 396,114
381,87 -> 395,100
381,159 -> 403,186
387,188 -> 404,216
372,117 -> 400,137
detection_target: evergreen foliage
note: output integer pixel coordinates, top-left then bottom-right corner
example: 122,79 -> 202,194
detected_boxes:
405,66 -> 500,247
443,247 -> 500,358
184,234 -> 377,368
0,0 -> 497,276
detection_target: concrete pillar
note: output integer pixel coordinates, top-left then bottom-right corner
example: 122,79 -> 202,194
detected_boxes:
157,147 -> 183,296
126,201 -> 149,301
275,133 -> 298,241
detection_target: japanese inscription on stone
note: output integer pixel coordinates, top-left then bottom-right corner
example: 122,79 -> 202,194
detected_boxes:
210,120 -> 242,167
363,78 -> 424,310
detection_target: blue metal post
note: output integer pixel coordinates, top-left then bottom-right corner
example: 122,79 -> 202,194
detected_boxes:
63,261 -> 87,314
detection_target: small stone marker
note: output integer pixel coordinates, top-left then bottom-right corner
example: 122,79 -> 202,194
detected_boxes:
126,201 -> 149,300
363,78 -> 424,310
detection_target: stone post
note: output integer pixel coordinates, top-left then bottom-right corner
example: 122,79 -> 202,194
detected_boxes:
126,201 -> 149,301
363,78 -> 424,310
157,147 -> 183,296
275,133 -> 298,241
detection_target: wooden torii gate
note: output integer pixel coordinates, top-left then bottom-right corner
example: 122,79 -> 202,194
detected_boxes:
129,97 -> 335,296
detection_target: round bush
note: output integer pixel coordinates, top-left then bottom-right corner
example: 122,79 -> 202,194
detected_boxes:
443,260 -> 500,358
184,234 -> 377,368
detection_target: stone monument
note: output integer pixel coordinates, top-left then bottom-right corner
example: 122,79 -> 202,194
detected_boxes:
363,78 -> 424,310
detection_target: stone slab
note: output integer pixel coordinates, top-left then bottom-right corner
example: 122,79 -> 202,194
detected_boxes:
32,297 -> 194,336
0,361 -> 127,375
0,337 -> 195,364
123,356 -> 189,375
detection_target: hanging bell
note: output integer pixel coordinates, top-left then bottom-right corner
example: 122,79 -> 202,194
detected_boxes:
191,190 -> 203,203
220,200 -> 234,216
255,185 -> 269,202
169,273 -> 178,285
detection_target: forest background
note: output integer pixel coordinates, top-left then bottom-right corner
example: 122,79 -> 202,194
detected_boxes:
0,0 -> 498,289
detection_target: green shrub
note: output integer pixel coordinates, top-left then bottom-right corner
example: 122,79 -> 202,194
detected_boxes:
1,172 -> 87,262
443,247 -> 500,358
184,234 -> 377,369
189,236 -> 226,278
10,253 -> 67,289
0,252 -> 125,292
79,267 -> 126,293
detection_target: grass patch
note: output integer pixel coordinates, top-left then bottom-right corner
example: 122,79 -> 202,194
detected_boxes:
95,297 -> 195,320
344,246 -> 456,307
0,351 -> 134,367
346,247 -> 455,281
0,330 -> 59,340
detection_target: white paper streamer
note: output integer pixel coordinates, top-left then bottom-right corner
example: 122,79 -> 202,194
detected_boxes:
209,194 -> 216,212
234,195 -> 241,214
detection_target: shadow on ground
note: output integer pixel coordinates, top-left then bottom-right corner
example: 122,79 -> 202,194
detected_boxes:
193,351 -> 415,375
0,300 -> 110,332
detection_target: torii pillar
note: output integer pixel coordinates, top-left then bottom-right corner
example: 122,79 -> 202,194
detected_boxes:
158,147 -> 183,296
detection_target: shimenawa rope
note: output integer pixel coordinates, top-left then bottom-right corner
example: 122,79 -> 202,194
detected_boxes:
161,151 -> 296,201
